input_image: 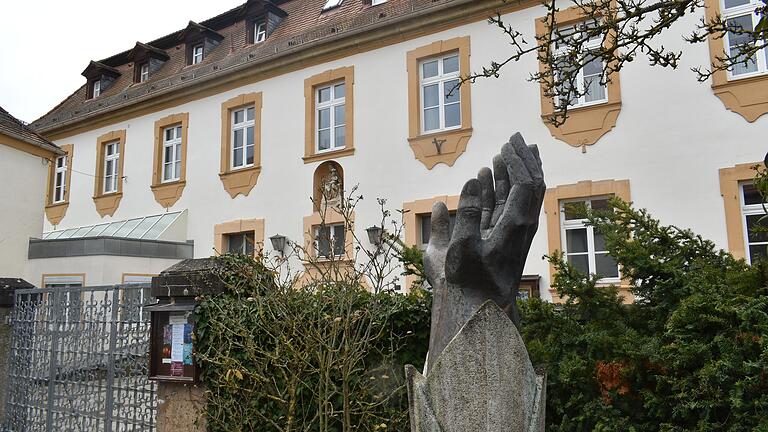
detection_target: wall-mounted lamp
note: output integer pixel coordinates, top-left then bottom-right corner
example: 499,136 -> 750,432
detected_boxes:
269,234 -> 287,256
366,226 -> 383,246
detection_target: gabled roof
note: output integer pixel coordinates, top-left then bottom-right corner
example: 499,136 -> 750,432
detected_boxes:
0,105 -> 62,155
178,21 -> 224,43
127,42 -> 170,62
81,60 -> 121,79
235,0 -> 289,19
32,0 -> 489,134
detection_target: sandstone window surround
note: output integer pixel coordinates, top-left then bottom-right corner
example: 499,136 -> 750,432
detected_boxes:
402,195 -> 460,289
151,113 -> 189,208
214,218 -> 265,256
543,179 -> 633,303
406,36 -> 472,169
719,161 -> 764,261
46,144 -> 74,226
220,92 -> 263,198
93,130 -> 126,217
303,66 -> 355,163
536,8 -> 622,149
705,0 -> 768,121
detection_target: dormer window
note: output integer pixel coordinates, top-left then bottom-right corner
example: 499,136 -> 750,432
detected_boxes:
254,21 -> 267,43
139,63 -> 150,82
322,0 -> 343,10
82,60 -> 121,100
371,0 -> 387,4
192,44 -> 204,64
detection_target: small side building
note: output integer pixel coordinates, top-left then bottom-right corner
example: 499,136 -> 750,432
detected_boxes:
0,107 -> 63,282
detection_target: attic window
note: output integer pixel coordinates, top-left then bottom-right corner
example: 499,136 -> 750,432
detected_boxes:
254,21 -> 267,43
139,63 -> 150,83
322,0 -> 343,11
371,0 -> 387,4
92,81 -> 101,98
192,44 -> 204,64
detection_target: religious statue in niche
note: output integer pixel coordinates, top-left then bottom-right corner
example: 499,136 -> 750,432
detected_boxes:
320,165 -> 343,209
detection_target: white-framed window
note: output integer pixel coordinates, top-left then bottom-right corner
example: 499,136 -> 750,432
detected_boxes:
162,125 -> 183,182
139,63 -> 150,82
192,44 -> 204,64
92,80 -> 101,98
227,232 -> 256,255
43,275 -> 84,326
254,22 -> 267,43
722,0 -> 768,78
123,275 -> 153,322
231,106 -> 256,169
103,140 -> 120,194
53,155 -> 67,203
314,223 -> 346,259
419,53 -> 461,133
740,182 -> 768,263
371,0 -> 387,5
316,82 -> 346,152
553,21 -> 608,108
322,0 -> 343,10
560,197 -> 620,282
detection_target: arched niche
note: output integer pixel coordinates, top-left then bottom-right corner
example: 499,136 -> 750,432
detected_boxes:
313,161 -> 344,212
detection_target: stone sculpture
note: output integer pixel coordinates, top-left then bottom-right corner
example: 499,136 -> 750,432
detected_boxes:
406,133 -> 547,432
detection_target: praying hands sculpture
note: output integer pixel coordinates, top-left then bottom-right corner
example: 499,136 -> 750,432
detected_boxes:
424,132 -> 545,367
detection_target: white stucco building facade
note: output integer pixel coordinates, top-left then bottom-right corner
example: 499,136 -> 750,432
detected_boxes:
27,0 -> 767,299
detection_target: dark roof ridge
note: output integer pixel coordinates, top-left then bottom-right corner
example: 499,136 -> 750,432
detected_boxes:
0,105 -> 62,154
81,60 -> 122,78
128,42 -> 170,61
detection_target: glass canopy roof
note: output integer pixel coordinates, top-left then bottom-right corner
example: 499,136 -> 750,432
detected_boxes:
41,211 -> 183,241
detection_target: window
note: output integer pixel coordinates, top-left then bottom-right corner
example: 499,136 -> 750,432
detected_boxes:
53,155 -> 67,203
553,21 -> 607,108
231,106 -> 256,169
322,0 -> 343,10
560,198 -> 619,281
406,36 -> 472,169
316,82 -> 346,152
139,63 -> 150,82
191,44 -> 204,64
419,53 -> 461,133
254,21 -> 267,43
314,223 -> 346,259
371,0 -> 387,4
162,125 -> 183,182
418,212 -> 456,250
151,113 -> 188,208
103,141 -> 120,194
739,182 -> 768,263
43,275 -> 84,326
92,80 -> 101,98
227,232 -> 256,255
722,0 -> 768,78
303,67 -> 355,163
123,275 -> 153,322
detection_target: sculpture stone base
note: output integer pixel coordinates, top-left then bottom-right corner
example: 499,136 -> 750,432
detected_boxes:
406,301 -> 546,432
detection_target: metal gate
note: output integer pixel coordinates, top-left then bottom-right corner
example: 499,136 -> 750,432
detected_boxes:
2,284 -> 157,431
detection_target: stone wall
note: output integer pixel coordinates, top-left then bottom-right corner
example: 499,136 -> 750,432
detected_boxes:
156,383 -> 206,432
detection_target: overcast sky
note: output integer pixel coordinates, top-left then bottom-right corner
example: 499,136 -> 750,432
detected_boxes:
0,0 -> 244,123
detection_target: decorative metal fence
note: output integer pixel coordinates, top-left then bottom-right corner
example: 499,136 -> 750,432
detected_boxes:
2,284 -> 156,431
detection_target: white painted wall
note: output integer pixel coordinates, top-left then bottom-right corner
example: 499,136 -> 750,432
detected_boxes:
35,6 -> 767,297
0,142 -> 48,280
26,255 -> 180,287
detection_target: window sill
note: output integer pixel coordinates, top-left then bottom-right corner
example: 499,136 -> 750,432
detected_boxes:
303,147 -> 355,164
541,100 -> 622,148
150,180 -> 186,208
45,201 -> 70,226
92,192 -> 123,218
407,126 -> 473,169
711,73 -> 768,122
219,166 -> 261,198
